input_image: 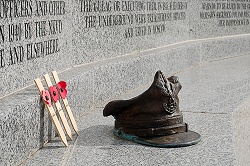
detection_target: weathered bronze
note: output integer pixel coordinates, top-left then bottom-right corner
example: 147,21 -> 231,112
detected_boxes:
103,70 -> 200,147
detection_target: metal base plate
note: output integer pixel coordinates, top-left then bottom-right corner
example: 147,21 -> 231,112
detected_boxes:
114,129 -> 201,148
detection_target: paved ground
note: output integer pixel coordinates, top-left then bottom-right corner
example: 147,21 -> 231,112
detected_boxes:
21,55 -> 250,166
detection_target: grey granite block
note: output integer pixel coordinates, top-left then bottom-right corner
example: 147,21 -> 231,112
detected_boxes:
0,87 -> 56,165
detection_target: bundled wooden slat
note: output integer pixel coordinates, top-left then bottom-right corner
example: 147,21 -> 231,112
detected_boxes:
34,78 -> 68,147
44,74 -> 73,140
52,71 -> 79,135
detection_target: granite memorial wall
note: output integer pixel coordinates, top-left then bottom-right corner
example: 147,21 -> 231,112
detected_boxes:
1,0 -> 250,97
1,0 -> 250,165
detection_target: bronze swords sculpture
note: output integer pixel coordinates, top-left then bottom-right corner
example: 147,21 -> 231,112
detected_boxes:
103,70 -> 201,147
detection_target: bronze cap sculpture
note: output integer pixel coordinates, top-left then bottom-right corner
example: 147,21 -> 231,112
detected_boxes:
103,71 -> 201,147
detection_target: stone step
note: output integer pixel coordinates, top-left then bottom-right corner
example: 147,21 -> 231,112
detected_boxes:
19,54 -> 250,166
1,36 -> 250,165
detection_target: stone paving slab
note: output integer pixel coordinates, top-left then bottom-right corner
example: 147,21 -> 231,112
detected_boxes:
21,55 -> 250,166
22,111 -> 234,166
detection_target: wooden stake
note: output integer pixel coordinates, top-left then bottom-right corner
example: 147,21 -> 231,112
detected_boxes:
44,74 -> 73,140
34,78 -> 68,147
52,71 -> 79,135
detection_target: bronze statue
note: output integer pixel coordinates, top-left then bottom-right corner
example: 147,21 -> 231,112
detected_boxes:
103,71 -> 200,147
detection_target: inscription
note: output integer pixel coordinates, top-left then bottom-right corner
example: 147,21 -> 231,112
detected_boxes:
0,0 -> 66,68
200,0 -> 250,27
9,45 -> 24,65
79,0 -> 188,38
26,38 -> 60,60
0,0 -> 33,18
8,23 -> 22,42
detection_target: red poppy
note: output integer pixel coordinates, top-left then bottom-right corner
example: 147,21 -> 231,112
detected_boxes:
57,81 -> 67,99
49,86 -> 59,102
42,90 -> 52,107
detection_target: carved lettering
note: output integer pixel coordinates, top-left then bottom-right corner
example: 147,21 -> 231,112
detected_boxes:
24,22 -> 32,39
173,12 -> 186,20
98,14 -> 133,27
85,15 -> 97,28
80,0 -> 112,12
219,19 -> 249,26
0,0 -> 33,19
113,1 -> 120,11
147,2 -> 157,11
200,0 -> 250,27
135,26 -> 147,36
35,21 -> 47,37
27,38 -> 60,60
48,1 -> 66,15
8,23 -> 22,42
26,43 -> 34,60
135,14 -> 146,24
147,13 -> 172,23
80,0 -> 188,39
48,20 -> 62,35
121,1 -> 145,11
0,0 -> 66,67
152,24 -> 166,34
124,27 -> 133,38
0,25 -> 4,43
9,46 -> 24,65
36,1 -> 48,16
0,49 -> 4,68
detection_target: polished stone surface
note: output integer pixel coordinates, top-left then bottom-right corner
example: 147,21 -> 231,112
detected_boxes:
21,55 -> 250,166
22,112 -> 235,166
2,0 -> 250,98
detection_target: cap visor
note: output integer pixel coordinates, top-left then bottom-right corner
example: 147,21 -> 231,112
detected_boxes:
114,129 -> 201,148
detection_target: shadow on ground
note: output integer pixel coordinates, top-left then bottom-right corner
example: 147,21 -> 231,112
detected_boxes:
75,125 -> 135,147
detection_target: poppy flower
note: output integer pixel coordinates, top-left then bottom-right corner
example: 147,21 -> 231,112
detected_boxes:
57,81 -> 67,99
42,90 -> 52,107
49,86 -> 59,102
